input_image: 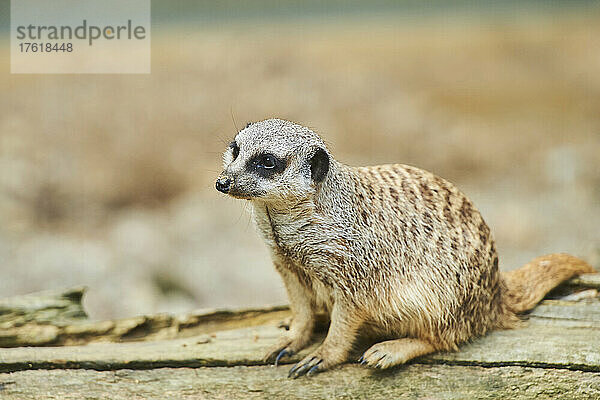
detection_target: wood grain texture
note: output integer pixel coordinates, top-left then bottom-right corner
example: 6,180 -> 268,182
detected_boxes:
0,278 -> 598,398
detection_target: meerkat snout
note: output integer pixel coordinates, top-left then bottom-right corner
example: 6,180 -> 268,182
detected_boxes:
215,176 -> 232,194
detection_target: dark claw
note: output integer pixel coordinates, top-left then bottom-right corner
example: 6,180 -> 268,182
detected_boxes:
275,349 -> 292,366
288,362 -> 302,378
289,357 -> 318,379
360,350 -> 377,366
307,361 -> 323,376
374,355 -> 387,369
292,364 -> 313,379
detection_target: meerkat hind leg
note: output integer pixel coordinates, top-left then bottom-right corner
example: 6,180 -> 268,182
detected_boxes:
360,338 -> 436,369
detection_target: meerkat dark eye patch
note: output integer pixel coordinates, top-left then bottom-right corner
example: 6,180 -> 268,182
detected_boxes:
247,153 -> 286,178
310,147 -> 329,183
229,141 -> 240,160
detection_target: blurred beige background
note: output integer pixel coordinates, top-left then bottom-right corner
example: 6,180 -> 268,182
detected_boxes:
1,2 -> 599,319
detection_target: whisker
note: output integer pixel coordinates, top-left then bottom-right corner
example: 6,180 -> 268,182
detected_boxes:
230,107 -> 239,132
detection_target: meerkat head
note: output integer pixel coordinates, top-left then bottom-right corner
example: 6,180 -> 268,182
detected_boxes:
216,118 -> 330,204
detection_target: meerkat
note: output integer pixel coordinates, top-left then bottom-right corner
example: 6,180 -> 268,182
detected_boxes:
215,118 -> 595,378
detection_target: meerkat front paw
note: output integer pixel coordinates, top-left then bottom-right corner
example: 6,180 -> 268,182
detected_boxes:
288,354 -> 324,378
287,345 -> 346,378
263,333 -> 312,365
263,338 -> 295,366
264,315 -> 316,365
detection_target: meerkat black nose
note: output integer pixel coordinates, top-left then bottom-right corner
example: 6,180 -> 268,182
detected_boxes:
216,177 -> 232,194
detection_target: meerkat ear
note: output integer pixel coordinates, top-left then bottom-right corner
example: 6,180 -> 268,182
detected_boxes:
310,148 -> 330,183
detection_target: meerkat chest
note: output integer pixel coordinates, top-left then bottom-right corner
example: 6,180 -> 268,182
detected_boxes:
251,204 -> 314,257
252,204 -> 335,310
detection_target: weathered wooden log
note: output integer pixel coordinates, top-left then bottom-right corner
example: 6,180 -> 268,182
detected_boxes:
567,273 -> 600,289
0,275 -> 598,398
0,303 -> 291,348
1,274 -> 597,348
0,286 -> 87,327
0,298 -> 599,398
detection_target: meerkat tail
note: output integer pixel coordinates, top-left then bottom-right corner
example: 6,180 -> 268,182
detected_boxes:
501,253 -> 596,313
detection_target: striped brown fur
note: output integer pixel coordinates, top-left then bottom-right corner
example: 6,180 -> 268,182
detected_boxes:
216,118 -> 595,377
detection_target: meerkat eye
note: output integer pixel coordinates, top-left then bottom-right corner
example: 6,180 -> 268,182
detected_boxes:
248,153 -> 285,177
229,141 -> 240,160
258,154 -> 276,169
